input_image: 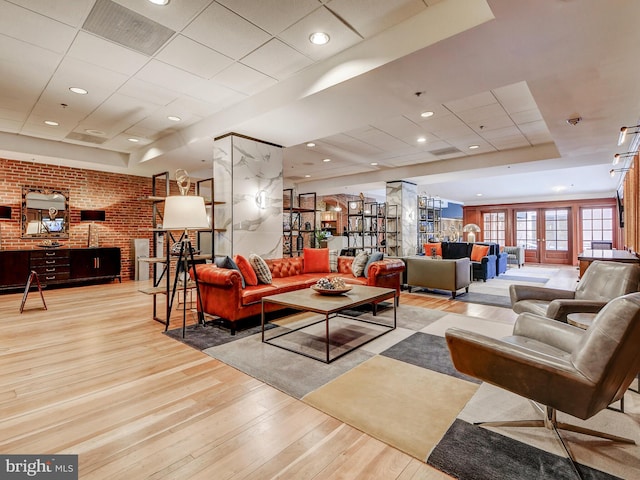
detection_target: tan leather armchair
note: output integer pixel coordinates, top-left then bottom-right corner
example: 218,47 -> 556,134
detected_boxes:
445,292 -> 640,471
509,260 -> 640,322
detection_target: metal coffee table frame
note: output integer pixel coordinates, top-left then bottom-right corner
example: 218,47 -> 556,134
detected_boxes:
261,285 -> 396,363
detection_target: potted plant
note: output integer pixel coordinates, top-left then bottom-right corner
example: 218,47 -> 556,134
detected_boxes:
314,229 -> 329,248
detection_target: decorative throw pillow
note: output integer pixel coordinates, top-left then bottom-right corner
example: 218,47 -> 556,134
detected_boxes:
249,253 -> 272,284
215,255 -> 245,288
423,242 -> 442,257
351,251 -> 369,277
470,244 -> 490,262
233,254 -> 258,286
303,248 -> 330,273
364,251 -> 384,278
329,249 -> 338,273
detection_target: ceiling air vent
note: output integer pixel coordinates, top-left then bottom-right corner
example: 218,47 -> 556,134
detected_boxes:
66,132 -> 108,145
429,147 -> 462,156
82,0 -> 175,56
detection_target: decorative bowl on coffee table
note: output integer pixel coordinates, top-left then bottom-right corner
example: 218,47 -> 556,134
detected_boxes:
311,285 -> 352,295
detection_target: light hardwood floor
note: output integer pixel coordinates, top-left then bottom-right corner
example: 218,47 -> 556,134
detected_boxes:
0,265 -> 579,479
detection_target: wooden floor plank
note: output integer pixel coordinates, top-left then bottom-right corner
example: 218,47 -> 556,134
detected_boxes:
0,265 -> 580,479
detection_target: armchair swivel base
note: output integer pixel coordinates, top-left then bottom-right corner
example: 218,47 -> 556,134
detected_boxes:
477,402 -> 634,480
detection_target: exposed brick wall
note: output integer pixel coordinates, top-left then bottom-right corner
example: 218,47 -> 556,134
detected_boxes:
0,158 -> 166,280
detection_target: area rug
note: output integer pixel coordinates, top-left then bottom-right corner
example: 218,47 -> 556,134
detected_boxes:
171,302 -> 638,479
412,265 -> 557,308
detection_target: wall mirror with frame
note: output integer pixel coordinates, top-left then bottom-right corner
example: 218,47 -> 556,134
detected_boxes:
21,186 -> 70,239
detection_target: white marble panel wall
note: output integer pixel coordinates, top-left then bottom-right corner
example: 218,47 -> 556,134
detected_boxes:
213,134 -> 283,259
213,136 -> 232,257
386,181 -> 417,257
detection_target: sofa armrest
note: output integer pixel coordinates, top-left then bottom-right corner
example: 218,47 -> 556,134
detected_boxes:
367,258 -> 405,278
509,284 -> 576,304
195,264 -> 242,288
546,299 -> 608,322
366,258 -> 405,295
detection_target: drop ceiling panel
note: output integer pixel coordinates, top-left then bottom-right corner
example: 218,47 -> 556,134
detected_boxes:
75,93 -> 161,137
0,1 -> 77,54
49,56 -> 130,95
135,60 -> 208,95
325,0 -> 427,37
7,0 -> 94,27
241,39 -> 313,80
113,0 -> 211,31
510,109 -> 543,124
345,128 -> 412,152
212,63 -> 278,95
445,91 -> 496,113
455,103 -> 506,125
156,35 -> 234,79
371,115 -> 424,140
188,80 -> 246,108
117,78 -> 180,107
493,81 -> 538,114
166,96 -> 224,119
183,2 -> 272,60
218,0 -> 320,35
278,6 -> 362,61
478,125 -> 522,140
322,133 -> 384,156
67,31 -> 150,76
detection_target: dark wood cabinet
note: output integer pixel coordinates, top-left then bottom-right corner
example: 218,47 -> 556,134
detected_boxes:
0,251 -> 31,288
70,248 -> 121,281
0,247 -> 121,290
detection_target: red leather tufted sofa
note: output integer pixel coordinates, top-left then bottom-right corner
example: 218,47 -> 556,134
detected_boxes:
194,255 -> 405,334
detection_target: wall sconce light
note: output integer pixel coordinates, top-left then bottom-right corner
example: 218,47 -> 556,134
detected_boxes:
462,223 -> 481,243
0,206 -> 11,250
255,189 -> 267,209
80,210 -> 106,247
612,152 -> 637,165
618,125 -> 640,145
610,168 -> 631,178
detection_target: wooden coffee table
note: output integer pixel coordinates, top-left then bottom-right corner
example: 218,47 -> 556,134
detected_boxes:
261,285 -> 396,363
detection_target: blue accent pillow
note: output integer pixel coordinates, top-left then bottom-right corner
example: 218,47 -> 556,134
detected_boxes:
215,255 -> 245,288
364,251 -> 384,278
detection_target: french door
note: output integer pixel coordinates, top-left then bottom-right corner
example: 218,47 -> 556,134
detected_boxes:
515,208 -> 572,264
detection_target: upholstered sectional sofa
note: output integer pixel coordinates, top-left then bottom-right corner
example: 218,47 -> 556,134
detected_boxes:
433,241 -> 507,281
194,251 -> 405,334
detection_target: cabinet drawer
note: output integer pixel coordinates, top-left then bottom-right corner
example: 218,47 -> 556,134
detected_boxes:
31,256 -> 70,267
38,272 -> 70,283
31,250 -> 70,260
32,265 -> 70,276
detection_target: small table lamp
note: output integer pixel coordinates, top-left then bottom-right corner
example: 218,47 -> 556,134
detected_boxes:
80,210 -> 106,247
0,206 -> 12,250
162,194 -> 210,337
462,223 -> 481,243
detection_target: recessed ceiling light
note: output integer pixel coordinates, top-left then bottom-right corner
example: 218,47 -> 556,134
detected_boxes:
69,87 -> 88,95
44,120 -> 59,126
476,193 -> 483,197
128,138 -> 140,143
469,144 -> 480,149
306,142 -> 316,147
417,137 -> 427,143
309,32 -> 330,45
370,162 -> 378,166
420,111 -> 434,118
323,158 -> 331,162
148,0 -> 169,5
85,129 -> 105,136
167,115 -> 181,122
304,174 -> 311,178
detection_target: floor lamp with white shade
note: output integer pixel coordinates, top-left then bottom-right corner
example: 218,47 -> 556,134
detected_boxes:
162,193 -> 210,338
